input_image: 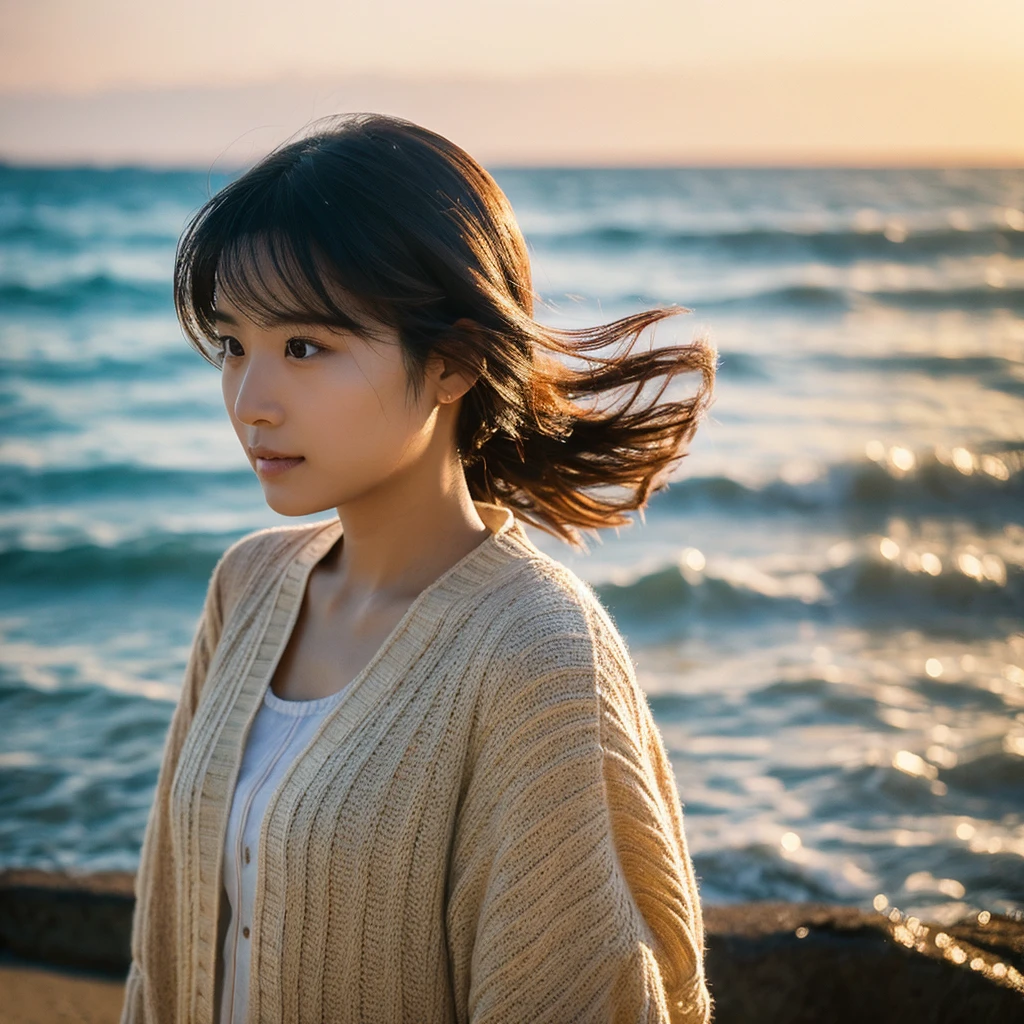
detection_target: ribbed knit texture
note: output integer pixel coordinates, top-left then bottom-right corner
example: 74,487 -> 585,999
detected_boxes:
120,500 -> 712,1024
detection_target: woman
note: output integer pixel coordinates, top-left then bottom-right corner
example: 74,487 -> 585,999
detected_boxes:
120,112 -> 716,1024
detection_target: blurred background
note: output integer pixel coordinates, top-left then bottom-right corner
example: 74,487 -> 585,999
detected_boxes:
1,0 -> 1022,928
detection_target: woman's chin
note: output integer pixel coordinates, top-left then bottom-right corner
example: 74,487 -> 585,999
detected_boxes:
261,491 -> 325,518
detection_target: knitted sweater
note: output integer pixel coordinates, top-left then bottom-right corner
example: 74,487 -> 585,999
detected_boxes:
120,500 -> 711,1024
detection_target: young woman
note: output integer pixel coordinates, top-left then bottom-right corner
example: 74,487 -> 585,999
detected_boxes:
120,112 -> 717,1024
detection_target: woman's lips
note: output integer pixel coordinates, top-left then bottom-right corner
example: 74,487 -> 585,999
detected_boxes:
255,456 -> 305,477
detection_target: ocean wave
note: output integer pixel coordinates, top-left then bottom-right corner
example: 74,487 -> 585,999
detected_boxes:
0,463 -> 252,506
813,747 -> 1024,826
692,845 -> 841,905
746,675 -> 881,724
808,353 -> 1024,397
595,547 -> 1023,633
0,220 -> 177,250
716,350 -> 1024,392
691,282 -> 1024,314
0,349 -> 196,385
683,283 -> 853,312
658,445 -> 1024,523
527,223 -> 1024,262
941,749 -> 1024,803
867,285 -> 1024,313
0,533 -> 231,586
0,275 -> 170,312
743,674 -> 1013,736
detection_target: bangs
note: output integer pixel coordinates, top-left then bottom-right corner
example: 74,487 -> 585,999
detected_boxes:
216,233 -> 375,332
174,171 -> 394,367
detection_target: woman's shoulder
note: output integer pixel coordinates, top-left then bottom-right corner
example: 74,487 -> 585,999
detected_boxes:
471,548 -> 655,761
479,545 -> 636,683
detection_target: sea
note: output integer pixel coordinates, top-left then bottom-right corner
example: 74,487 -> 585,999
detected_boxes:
1,164 -> 1022,925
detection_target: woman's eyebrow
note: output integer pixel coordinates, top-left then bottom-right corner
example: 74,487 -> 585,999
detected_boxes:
213,310 -> 239,325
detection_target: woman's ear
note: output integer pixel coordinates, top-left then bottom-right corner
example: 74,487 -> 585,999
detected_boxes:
430,319 -> 486,405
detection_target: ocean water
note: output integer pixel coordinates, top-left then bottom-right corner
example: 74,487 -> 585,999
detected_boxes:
1,164 -> 1022,925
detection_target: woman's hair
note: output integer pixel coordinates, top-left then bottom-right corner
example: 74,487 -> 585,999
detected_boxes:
175,112 -> 717,548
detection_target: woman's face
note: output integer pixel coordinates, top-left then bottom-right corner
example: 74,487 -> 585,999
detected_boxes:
214,289 -> 446,517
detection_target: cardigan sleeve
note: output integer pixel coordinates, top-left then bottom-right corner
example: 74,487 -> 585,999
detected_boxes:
445,607 -> 712,1024
119,550 -> 229,1024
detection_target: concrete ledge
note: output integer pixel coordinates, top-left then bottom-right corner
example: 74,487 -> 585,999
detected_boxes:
1,870 -> 1022,1022
0,870 -> 135,976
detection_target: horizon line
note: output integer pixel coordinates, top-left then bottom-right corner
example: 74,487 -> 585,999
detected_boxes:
2,154 -> 1022,173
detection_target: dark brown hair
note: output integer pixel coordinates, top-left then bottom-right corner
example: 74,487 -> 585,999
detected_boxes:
174,112 -> 717,549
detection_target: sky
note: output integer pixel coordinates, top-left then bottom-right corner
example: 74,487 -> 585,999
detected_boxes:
1,0 -> 1022,165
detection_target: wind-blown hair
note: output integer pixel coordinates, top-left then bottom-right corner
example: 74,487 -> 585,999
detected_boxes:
174,112 -> 717,548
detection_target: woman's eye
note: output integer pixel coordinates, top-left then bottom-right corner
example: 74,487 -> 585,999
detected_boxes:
213,335 -> 324,362
286,338 -> 324,360
218,336 -> 243,358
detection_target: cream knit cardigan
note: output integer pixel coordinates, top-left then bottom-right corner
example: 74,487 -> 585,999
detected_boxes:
120,500 -> 711,1024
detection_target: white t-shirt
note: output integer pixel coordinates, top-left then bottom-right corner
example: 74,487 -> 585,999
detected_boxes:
218,682 -> 352,1024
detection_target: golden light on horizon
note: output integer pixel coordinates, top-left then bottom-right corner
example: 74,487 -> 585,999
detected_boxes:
1,0 -> 1021,165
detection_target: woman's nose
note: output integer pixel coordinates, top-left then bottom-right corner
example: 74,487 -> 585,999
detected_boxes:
232,358 -> 284,427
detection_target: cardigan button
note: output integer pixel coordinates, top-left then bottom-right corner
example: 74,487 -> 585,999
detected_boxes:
244,847 -> 251,864
243,926 -> 250,939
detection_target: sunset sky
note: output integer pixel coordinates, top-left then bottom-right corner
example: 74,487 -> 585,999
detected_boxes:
1,0 -> 1021,165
